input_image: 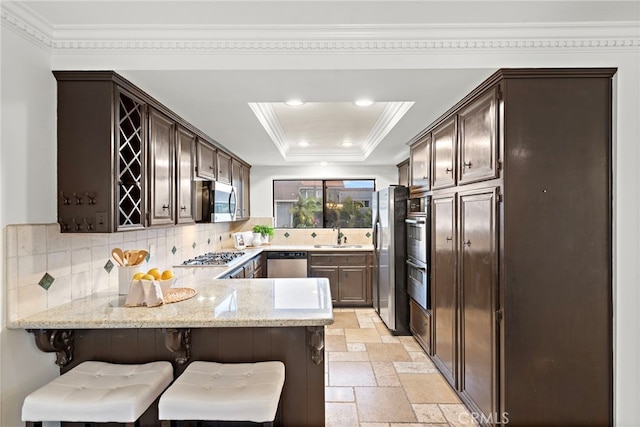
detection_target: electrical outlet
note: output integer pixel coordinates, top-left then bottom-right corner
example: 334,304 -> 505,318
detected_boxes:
95,212 -> 107,232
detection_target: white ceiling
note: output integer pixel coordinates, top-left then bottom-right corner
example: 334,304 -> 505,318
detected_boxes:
3,1 -> 638,167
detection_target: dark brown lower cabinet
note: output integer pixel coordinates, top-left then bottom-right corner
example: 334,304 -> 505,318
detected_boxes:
458,188 -> 498,419
308,252 -> 371,306
222,254 -> 264,279
431,188 -> 498,419
409,298 -> 431,353
309,265 -> 340,304
431,194 -> 457,387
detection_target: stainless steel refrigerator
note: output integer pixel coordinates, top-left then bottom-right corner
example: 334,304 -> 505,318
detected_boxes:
372,185 -> 410,335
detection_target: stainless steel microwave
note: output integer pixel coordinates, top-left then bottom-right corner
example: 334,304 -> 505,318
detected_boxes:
195,181 -> 237,223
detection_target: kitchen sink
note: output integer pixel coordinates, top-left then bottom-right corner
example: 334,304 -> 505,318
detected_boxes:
313,244 -> 363,249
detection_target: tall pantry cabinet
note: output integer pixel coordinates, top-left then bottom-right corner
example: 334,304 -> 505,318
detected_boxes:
410,68 -> 614,426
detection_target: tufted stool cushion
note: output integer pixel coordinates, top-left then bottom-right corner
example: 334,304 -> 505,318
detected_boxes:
22,361 -> 174,423
159,361 -> 285,423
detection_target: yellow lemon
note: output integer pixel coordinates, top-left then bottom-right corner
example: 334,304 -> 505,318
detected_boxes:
161,270 -> 174,280
132,272 -> 145,280
141,274 -> 155,281
147,268 -> 162,280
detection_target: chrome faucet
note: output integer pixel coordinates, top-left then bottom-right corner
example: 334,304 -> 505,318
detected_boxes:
333,225 -> 344,245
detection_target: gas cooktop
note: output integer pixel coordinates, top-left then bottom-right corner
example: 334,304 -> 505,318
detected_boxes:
179,251 -> 246,267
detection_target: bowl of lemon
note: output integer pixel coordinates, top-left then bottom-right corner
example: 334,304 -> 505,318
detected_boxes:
132,268 -> 176,294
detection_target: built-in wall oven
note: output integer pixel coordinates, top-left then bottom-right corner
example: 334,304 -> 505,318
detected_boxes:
405,197 -> 430,310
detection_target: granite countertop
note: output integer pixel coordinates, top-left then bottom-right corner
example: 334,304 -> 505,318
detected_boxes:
7,277 -> 334,330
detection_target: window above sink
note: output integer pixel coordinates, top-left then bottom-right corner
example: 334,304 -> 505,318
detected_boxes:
273,179 -> 375,229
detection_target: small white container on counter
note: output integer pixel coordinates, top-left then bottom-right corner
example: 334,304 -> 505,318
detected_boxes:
118,265 -> 142,295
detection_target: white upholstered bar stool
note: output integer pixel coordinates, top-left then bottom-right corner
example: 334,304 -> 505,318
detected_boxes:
159,361 -> 285,427
22,360 -> 174,427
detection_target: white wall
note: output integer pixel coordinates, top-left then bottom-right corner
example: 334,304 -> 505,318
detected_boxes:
251,164 -> 398,217
1,26 -> 61,426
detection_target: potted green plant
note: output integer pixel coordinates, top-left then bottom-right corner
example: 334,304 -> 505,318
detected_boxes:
252,225 -> 274,245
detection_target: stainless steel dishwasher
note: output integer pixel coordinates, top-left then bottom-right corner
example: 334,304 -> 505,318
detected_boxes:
266,251 -> 308,278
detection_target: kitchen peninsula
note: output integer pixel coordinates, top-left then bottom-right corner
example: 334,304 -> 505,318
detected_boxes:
8,276 -> 333,427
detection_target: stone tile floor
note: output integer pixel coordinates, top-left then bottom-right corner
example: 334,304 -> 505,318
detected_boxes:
325,308 -> 478,427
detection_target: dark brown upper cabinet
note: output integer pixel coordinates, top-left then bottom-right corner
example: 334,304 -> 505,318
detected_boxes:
55,72 -> 149,233
216,150 -> 232,184
458,88 -> 498,185
431,117 -> 457,190
176,126 -> 196,224
148,108 -> 176,226
397,158 -> 410,187
54,71 -> 250,232
196,140 -> 217,181
409,134 -> 431,196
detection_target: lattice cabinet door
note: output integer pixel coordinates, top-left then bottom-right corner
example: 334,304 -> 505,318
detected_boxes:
115,88 -> 147,231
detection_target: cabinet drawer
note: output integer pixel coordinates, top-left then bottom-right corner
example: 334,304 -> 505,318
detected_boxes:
410,298 -> 432,354
309,252 -> 369,266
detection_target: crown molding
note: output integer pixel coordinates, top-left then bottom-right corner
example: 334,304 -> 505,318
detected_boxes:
1,3 -> 53,50
2,2 -> 639,54
248,102 -> 290,159
362,102 -> 414,158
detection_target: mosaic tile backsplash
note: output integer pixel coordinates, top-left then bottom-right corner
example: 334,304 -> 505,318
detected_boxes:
4,220 -> 373,322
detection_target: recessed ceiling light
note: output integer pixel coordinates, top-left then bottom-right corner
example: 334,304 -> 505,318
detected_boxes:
341,141 -> 354,147
298,141 -> 310,147
320,161 -> 329,166
285,100 -> 305,106
354,99 -> 374,107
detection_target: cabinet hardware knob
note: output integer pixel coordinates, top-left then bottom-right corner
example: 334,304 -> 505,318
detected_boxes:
446,236 -> 453,242
445,167 -> 453,174
463,161 -> 473,168
180,206 -> 187,211
162,204 -> 170,210
464,240 -> 471,247
422,175 -> 428,180
209,166 -> 214,170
